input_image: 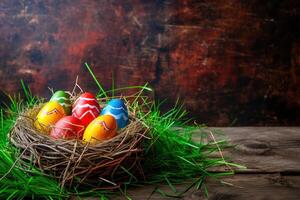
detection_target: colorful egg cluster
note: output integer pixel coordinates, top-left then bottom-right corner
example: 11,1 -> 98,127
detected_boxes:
34,91 -> 129,144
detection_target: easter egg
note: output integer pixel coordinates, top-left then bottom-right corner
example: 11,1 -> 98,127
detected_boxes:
34,101 -> 66,133
50,116 -> 85,140
72,92 -> 101,126
83,115 -> 117,144
50,90 -> 72,115
101,99 -> 128,128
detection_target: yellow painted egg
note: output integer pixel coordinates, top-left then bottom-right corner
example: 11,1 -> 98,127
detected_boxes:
83,115 -> 117,144
34,101 -> 66,133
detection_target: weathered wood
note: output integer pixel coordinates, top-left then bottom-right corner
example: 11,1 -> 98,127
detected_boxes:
121,127 -> 300,199
124,174 -> 300,200
206,127 -> 300,173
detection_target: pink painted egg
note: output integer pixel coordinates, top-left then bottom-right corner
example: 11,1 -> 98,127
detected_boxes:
50,116 -> 85,140
72,92 -> 101,126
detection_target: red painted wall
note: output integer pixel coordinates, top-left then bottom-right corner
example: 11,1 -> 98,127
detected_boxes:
0,0 -> 300,125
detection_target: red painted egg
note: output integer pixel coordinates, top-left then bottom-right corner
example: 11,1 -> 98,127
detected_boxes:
50,116 -> 85,139
72,92 -> 101,126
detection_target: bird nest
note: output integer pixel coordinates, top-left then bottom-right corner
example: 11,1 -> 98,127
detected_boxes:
9,102 -> 149,189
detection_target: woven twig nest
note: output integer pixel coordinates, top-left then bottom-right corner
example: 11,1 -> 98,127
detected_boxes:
9,100 -> 149,188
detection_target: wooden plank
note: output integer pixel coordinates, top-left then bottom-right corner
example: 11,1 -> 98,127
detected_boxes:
84,127 -> 300,199
188,174 -> 300,200
204,127 -> 300,173
124,174 -> 300,200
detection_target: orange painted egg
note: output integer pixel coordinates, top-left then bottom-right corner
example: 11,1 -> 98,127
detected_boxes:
83,115 -> 117,144
34,101 -> 66,133
50,116 -> 85,140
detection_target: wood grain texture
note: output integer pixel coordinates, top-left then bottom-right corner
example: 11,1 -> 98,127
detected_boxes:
124,175 -> 300,200
207,127 -> 300,173
1,1 -> 300,125
122,127 -> 300,199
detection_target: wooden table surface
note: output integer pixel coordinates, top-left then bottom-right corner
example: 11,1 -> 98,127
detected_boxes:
122,127 -> 300,200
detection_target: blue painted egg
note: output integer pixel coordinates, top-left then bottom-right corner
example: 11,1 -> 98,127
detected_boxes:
101,99 -> 128,128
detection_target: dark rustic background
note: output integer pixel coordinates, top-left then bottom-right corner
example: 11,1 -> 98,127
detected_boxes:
0,0 -> 299,126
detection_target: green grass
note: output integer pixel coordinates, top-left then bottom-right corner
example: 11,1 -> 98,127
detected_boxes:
0,63 -> 241,199
0,95 -> 68,200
